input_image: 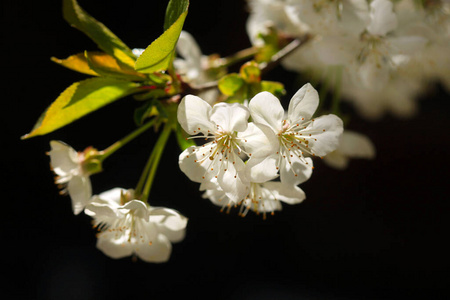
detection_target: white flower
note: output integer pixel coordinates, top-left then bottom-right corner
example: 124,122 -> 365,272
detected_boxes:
248,83 -> 344,185
174,31 -> 219,104
48,140 -> 92,215
85,188 -> 187,263
178,95 -> 277,202
323,130 -> 376,170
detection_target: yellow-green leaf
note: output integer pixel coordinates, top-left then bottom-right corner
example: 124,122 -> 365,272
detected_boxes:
218,74 -> 244,96
85,51 -> 147,81
22,78 -> 140,139
261,81 -> 285,97
134,3 -> 189,73
63,0 -> 136,68
51,53 -> 99,76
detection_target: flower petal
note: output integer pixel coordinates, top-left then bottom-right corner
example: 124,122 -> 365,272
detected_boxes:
49,140 -> 79,176
179,146 -> 217,183
239,122 -> 278,159
338,131 -> 376,159
177,95 -> 215,135
150,208 -> 188,243
279,156 -> 313,186
136,234 -> 172,263
288,83 -> 319,123
248,92 -> 284,132
302,114 -> 344,157
96,232 -> 134,259
246,154 -> 279,183
210,102 -> 249,133
217,162 -> 249,203
120,200 -> 150,221
367,0 -> 397,36
176,31 -> 202,66
262,181 -> 306,205
67,175 -> 92,215
322,151 -> 349,170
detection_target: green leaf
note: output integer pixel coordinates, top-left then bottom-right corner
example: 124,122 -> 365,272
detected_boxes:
63,0 -> 136,68
134,1 -> 189,73
261,81 -> 286,98
175,122 -> 196,151
85,51 -> 147,81
164,0 -> 189,31
22,78 -> 140,139
218,73 -> 244,96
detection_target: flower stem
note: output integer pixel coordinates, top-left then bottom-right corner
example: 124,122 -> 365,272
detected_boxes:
218,46 -> 259,68
138,123 -> 172,203
99,118 -> 157,162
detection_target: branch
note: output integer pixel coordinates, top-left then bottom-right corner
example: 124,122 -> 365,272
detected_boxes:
190,34 -> 312,92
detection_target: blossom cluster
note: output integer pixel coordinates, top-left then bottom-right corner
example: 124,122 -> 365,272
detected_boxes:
247,0 -> 450,120
177,83 -> 344,217
48,141 -> 187,263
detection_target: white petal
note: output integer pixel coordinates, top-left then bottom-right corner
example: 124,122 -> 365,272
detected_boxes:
288,83 -> 319,123
120,200 -> 150,221
246,154 -> 279,183
340,0 -> 370,35
179,146 -> 218,183
262,181 -> 306,205
323,151 -> 350,170
338,131 -> 376,159
136,234 -> 172,263
367,0 -> 397,36
176,31 -> 202,66
239,122 -> 278,159
217,163 -> 249,203
85,199 -> 118,219
388,36 -> 427,56
359,53 -> 390,91
210,103 -> 249,133
279,156 -> 313,186
49,140 -> 79,176
302,114 -> 344,157
316,36 -> 358,65
248,92 -> 284,132
177,95 -> 215,135
150,208 -> 188,243
67,175 -> 92,215
96,232 -> 134,259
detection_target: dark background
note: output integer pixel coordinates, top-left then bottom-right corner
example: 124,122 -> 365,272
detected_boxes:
3,0 -> 450,299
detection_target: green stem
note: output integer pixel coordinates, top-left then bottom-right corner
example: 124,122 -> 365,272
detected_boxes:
99,118 -> 157,162
139,123 -> 172,203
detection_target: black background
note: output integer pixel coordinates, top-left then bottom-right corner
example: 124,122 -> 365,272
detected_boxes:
3,0 -> 450,299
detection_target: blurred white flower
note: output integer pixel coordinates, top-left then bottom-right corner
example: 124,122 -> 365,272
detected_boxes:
48,140 -> 92,215
178,95 -> 277,202
174,31 -> 219,104
248,83 -> 343,185
86,188 -> 187,263
323,130 -> 376,170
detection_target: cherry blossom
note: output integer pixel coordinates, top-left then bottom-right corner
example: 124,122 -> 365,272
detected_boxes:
48,141 -> 92,215
85,188 -> 187,263
178,95 -> 277,202
248,83 -> 343,185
